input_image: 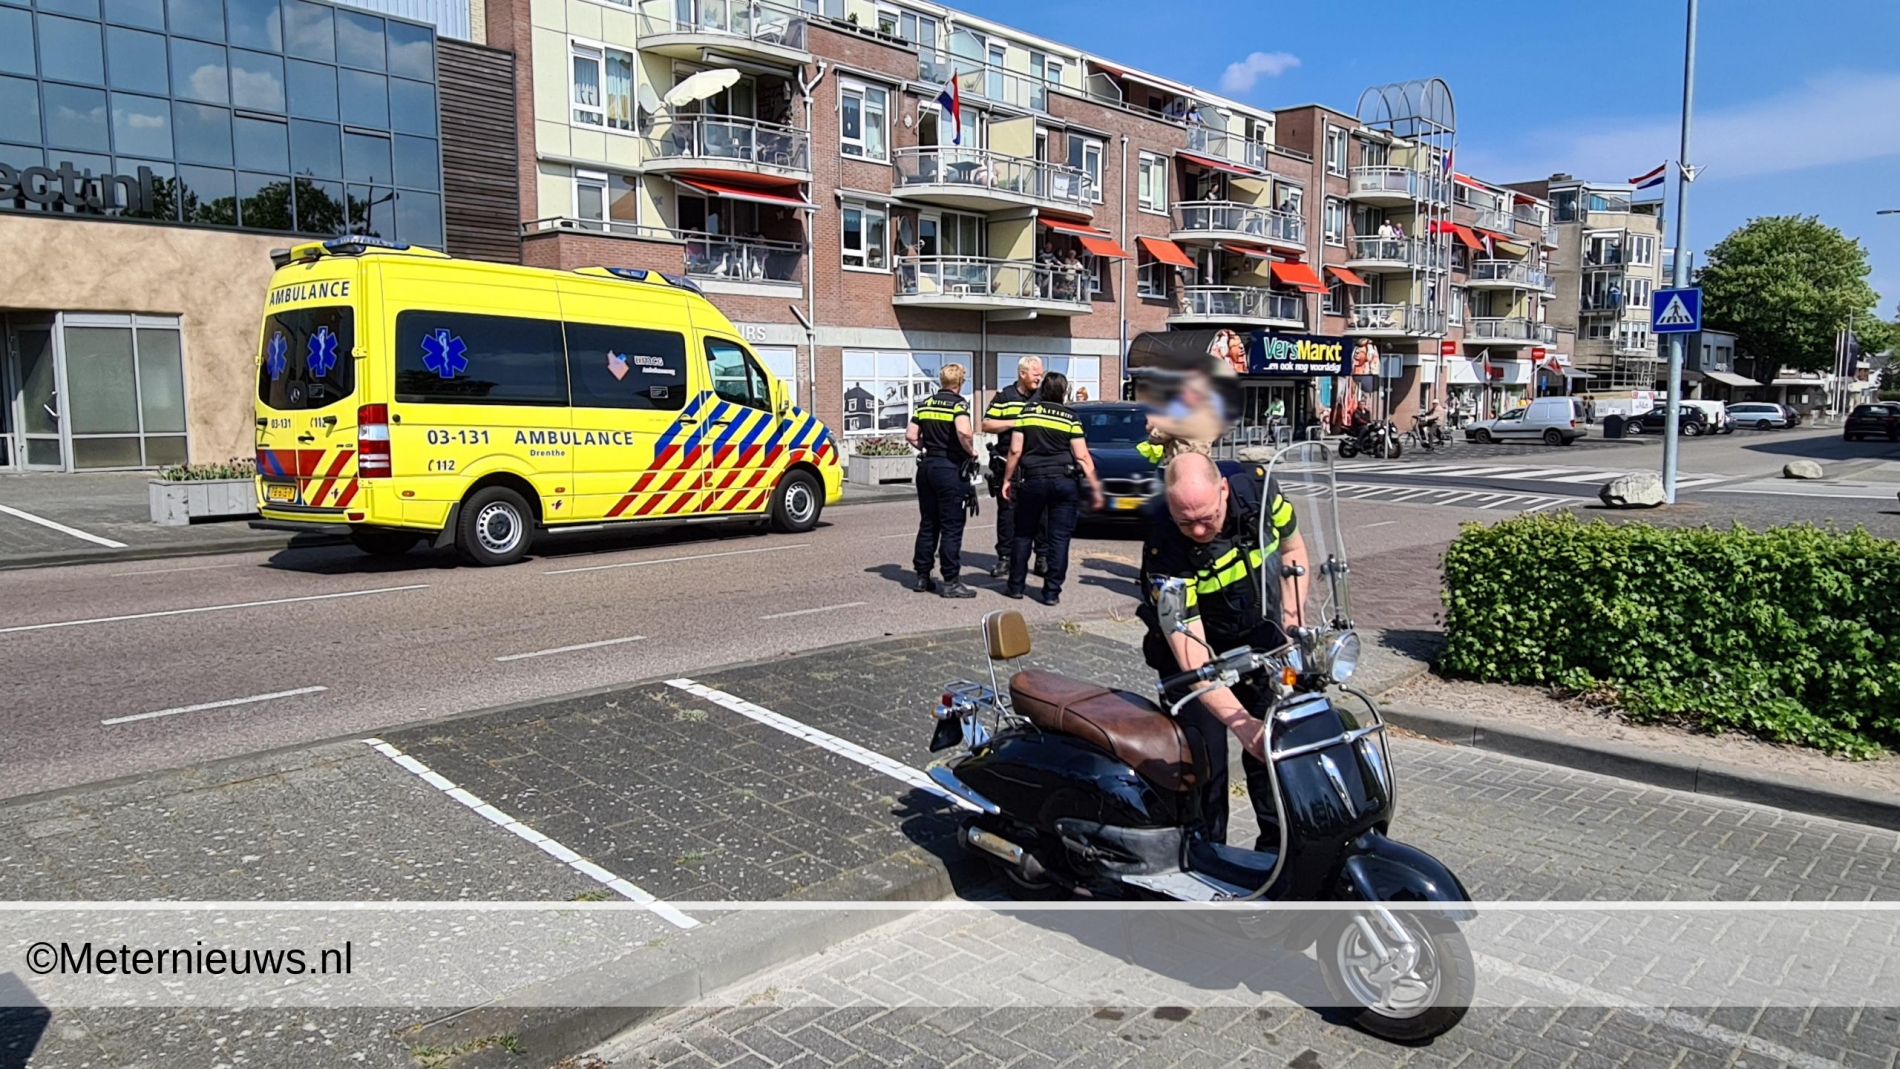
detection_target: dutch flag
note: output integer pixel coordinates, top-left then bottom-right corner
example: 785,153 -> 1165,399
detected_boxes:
935,80 -> 962,146
1630,163 -> 1667,190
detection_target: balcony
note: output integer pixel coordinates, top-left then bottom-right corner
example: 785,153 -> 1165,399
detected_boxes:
1467,259 -> 1549,290
1184,127 -> 1268,174
1471,206 -> 1512,233
1466,318 -> 1557,347
642,115 -> 811,181
892,147 -> 1095,216
1345,236 -> 1446,273
1542,225 -> 1559,248
636,0 -> 810,65
893,256 -> 1091,316
1347,166 -> 1448,206
683,231 -> 804,284
1347,303 -> 1446,338
1172,202 -> 1303,251
918,50 -> 1054,113
1168,286 -> 1305,328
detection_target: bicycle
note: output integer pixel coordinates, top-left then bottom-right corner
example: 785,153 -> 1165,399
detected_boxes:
1403,422 -> 1451,454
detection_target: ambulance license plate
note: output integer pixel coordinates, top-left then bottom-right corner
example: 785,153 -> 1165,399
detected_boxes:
266,482 -> 299,503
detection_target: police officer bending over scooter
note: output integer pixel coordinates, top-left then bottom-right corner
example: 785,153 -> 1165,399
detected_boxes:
1138,451 -> 1307,846
908,363 -> 978,599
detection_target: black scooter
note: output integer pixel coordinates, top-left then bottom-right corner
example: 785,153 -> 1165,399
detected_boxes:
1335,419 -> 1402,460
922,443 -> 1473,1041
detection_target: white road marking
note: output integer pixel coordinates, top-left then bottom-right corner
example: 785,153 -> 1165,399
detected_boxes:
362,738 -> 697,930
106,561 -> 256,578
760,602 -> 868,620
1359,521 -> 1398,528
1479,496 -> 1530,510
544,543 -> 808,575
1523,498 -> 1571,513
1385,488 -> 1437,503
666,679 -> 978,811
0,503 -> 127,548
101,686 -> 328,726
1703,485 -> 1898,500
0,584 -> 428,636
494,635 -> 647,662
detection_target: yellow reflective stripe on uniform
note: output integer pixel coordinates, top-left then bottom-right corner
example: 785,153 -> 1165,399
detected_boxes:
1194,547 -> 1270,596
914,408 -> 961,422
1016,415 -> 1080,432
1271,495 -> 1294,530
985,401 -> 1025,419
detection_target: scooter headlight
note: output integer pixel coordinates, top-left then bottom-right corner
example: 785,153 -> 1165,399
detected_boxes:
1323,630 -> 1362,685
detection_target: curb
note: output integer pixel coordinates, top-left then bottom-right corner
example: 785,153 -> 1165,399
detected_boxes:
1380,701 -> 1900,833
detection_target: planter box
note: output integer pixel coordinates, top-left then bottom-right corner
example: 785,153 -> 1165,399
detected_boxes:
846,453 -> 915,486
149,478 -> 259,526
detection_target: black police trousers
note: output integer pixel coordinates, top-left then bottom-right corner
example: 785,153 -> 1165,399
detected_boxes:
913,456 -> 969,582
1176,678 -> 1280,850
1007,475 -> 1078,597
993,489 -> 1050,568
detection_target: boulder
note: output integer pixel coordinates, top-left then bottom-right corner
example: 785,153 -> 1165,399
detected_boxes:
1236,445 -> 1277,463
1782,460 -> 1824,480
1599,471 -> 1666,509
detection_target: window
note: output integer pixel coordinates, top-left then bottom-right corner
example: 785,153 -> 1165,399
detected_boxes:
571,42 -> 602,127
574,170 -> 636,230
1324,125 -> 1346,176
1448,286 -> 1464,326
1323,276 -> 1344,315
1630,235 -> 1656,265
1089,255 -> 1106,297
1137,252 -> 1170,299
565,323 -> 687,411
896,10 -> 938,49
1323,197 -> 1345,245
705,338 -> 773,411
394,311 -> 568,405
1628,278 -> 1653,308
1551,190 -> 1579,223
841,350 -> 969,433
995,354 -> 1099,404
841,198 -> 888,270
1067,133 -> 1103,204
1137,152 -> 1166,211
258,305 -> 354,410
840,78 -> 888,160
1280,186 -> 1302,217
569,41 -> 631,130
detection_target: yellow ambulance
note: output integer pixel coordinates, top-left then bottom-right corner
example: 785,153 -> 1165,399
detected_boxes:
252,238 -> 840,566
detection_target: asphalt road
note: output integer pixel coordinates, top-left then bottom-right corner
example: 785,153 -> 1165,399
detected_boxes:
0,493 -> 1481,801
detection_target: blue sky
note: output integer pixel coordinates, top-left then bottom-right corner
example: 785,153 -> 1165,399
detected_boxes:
956,0 -> 1900,318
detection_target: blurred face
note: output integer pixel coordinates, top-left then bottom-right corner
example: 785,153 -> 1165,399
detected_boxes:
1018,361 -> 1044,391
1168,480 -> 1228,544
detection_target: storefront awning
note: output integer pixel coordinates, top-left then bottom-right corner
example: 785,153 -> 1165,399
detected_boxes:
1267,260 -> 1327,294
1326,265 -> 1369,287
1701,371 -> 1760,387
1137,236 -> 1196,269
1176,150 -> 1254,177
676,176 -> 815,209
1039,218 -> 1131,259
1450,224 -> 1485,251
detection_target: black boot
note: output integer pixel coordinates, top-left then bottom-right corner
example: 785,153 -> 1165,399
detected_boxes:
913,572 -> 938,593
940,580 -> 977,599
1030,559 -> 1048,578
988,558 -> 1010,579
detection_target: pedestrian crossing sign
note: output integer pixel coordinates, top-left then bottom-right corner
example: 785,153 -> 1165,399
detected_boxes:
1652,287 -> 1701,333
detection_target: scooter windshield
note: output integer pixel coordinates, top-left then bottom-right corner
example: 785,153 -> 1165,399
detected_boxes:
1260,441 -> 1351,632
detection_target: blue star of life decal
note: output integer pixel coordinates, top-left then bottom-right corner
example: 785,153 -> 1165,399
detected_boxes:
421,328 -> 468,380
306,326 -> 340,377
266,331 -> 289,380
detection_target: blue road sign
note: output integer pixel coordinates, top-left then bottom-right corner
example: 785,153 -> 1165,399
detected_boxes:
1652,287 -> 1701,334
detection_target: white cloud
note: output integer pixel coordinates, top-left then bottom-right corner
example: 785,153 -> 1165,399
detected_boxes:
1458,70 -> 1900,185
1218,51 -> 1300,95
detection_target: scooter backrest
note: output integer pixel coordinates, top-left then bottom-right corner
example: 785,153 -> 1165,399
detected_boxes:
984,610 -> 1031,661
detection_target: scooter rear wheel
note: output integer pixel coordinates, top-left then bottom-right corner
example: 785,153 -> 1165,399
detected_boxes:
1319,910 -> 1473,1042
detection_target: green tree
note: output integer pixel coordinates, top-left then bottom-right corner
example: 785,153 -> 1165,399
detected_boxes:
1697,216 -> 1881,373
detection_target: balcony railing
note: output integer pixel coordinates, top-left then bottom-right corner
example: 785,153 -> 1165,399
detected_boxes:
1580,291 -> 1631,313
1348,166 -> 1448,204
894,256 -> 1091,309
1172,285 -> 1304,325
636,0 -> 809,52
892,146 -> 1095,210
918,49 -> 1053,112
682,231 -> 804,283
1467,317 -> 1556,344
1184,127 -> 1267,174
1347,236 -> 1447,271
1174,201 -> 1303,246
1542,225 -> 1559,247
1512,203 -> 1543,226
1472,207 -> 1512,233
1347,303 -> 1446,335
643,115 -> 811,174
1469,259 -> 1548,289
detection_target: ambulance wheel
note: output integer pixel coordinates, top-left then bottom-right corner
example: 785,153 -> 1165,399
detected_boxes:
769,470 -> 823,533
457,486 -> 532,566
350,529 -> 420,558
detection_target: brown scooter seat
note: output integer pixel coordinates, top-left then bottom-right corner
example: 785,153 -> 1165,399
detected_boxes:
1009,669 -> 1196,793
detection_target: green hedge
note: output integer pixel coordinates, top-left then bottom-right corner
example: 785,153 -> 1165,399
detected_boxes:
1439,514 -> 1900,757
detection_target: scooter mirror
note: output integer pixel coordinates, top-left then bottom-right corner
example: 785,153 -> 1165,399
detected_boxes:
1153,576 -> 1191,635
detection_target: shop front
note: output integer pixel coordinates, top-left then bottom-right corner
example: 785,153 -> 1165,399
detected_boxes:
1127,328 -> 1348,447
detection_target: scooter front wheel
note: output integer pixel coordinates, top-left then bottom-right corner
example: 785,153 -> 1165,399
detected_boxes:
1319,910 -> 1472,1042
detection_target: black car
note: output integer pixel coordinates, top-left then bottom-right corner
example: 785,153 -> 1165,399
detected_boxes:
1635,403 -> 1711,436
1071,402 -> 1241,520
1845,403 -> 1900,442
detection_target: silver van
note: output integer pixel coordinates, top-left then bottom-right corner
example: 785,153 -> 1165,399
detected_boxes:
1464,396 -> 1588,446
1727,402 -> 1793,430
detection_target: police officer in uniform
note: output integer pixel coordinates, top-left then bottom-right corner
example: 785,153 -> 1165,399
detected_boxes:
983,356 -> 1050,579
906,363 -> 978,599
1001,372 -> 1104,606
1137,452 -> 1307,846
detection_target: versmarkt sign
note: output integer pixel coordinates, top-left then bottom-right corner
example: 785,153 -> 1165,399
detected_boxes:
1245,331 -> 1350,377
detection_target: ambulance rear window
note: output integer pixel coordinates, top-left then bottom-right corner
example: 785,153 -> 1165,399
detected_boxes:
258,307 -> 355,410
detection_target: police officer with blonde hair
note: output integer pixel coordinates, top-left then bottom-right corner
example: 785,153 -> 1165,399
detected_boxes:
907,363 -> 978,598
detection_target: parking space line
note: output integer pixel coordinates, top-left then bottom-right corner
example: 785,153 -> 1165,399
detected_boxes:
666,679 -> 978,811
760,602 -> 867,620
0,503 -> 128,548
0,584 -> 428,636
101,686 -> 328,726
363,738 -> 698,930
543,543 -> 808,575
495,635 -> 646,662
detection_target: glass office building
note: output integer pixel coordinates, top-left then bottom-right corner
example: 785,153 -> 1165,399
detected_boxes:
0,0 -> 445,247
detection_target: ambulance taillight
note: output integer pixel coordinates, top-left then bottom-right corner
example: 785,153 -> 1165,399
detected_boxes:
358,404 -> 391,478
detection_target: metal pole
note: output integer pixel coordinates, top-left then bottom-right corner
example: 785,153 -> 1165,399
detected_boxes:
1662,0 -> 1697,503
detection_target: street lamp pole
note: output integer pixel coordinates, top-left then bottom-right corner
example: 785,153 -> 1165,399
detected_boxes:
1662,0 -> 1698,504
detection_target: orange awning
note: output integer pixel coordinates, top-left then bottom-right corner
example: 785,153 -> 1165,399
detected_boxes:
1327,265 -> 1369,287
1450,224 -> 1485,251
1137,236 -> 1195,269
1040,218 -> 1099,236
675,176 -> 815,209
1220,242 -> 1275,259
1078,235 -> 1131,259
1176,150 -> 1253,177
1451,173 -> 1489,191
1268,260 -> 1328,294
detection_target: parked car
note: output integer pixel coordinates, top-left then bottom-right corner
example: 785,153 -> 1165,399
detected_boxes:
1844,403 -> 1900,442
1463,396 -> 1587,446
1777,404 -> 1804,427
1633,403 -> 1711,436
1682,399 -> 1735,434
1727,402 -> 1793,430
1070,402 -> 1241,521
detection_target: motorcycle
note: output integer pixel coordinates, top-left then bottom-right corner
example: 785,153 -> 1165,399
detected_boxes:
1335,419 -> 1402,460
922,442 -> 1473,1041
